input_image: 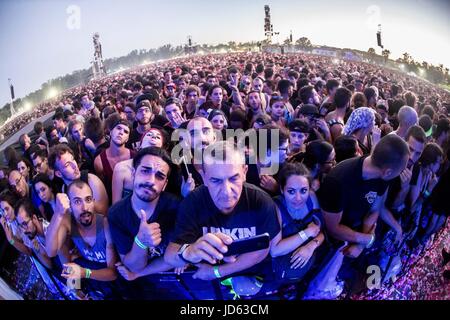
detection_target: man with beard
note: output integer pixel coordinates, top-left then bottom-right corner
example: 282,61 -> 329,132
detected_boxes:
178,117 -> 217,197
381,125 -> 427,244
45,181 -> 118,297
246,90 -> 266,125
8,169 -> 30,199
15,198 -> 52,269
94,119 -> 134,201
108,147 -> 181,299
127,97 -> 168,151
48,144 -> 109,215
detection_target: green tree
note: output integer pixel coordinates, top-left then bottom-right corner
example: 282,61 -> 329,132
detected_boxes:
295,37 -> 312,48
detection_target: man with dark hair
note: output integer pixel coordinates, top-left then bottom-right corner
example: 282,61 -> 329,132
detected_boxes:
321,79 -> 340,108
277,79 -> 295,115
318,134 -> 409,261
53,112 -> 70,139
8,170 -> 29,199
68,119 -> 96,170
126,99 -> 168,151
15,198 -> 53,269
165,141 -> 280,292
80,92 -> 101,119
325,87 -> 352,142
45,180 -> 118,297
94,119 -> 133,201
18,134 -> 33,163
31,148 -> 64,191
433,118 -> 450,148
382,125 -> 426,243
164,98 -> 187,131
298,85 -> 320,106
208,85 -> 231,118
108,147 -> 181,299
48,144 -> 109,215
84,117 -> 108,157
288,119 -> 310,155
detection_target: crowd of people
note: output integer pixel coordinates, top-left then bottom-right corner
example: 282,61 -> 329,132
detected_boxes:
0,52 -> 449,300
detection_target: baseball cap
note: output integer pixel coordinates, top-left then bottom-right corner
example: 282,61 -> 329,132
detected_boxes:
288,119 -> 310,133
110,118 -> 131,132
299,104 -> 319,116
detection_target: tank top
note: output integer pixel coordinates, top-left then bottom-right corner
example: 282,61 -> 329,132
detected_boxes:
273,195 -> 322,238
70,214 -> 107,264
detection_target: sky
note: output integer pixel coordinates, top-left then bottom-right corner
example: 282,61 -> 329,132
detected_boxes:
0,0 -> 449,107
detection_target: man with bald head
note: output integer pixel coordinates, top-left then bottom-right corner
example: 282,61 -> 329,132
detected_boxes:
391,106 -> 418,139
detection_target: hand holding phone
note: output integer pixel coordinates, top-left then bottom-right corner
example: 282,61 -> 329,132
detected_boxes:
224,233 -> 270,257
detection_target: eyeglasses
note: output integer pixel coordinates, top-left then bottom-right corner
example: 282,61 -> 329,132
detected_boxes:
10,175 -> 23,188
19,218 -> 32,230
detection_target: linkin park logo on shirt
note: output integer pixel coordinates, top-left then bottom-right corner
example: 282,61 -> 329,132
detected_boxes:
365,191 -> 378,204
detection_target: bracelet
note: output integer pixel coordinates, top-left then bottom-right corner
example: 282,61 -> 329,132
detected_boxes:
9,238 -> 14,246
298,230 -> 309,242
85,268 -> 92,279
366,234 -> 376,248
134,235 -> 148,250
213,265 -> 222,279
423,190 -> 431,198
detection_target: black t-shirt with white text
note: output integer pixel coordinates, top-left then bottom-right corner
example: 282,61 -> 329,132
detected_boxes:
172,183 -> 280,275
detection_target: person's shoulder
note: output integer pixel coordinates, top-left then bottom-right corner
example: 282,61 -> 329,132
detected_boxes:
108,196 -> 131,221
115,159 -> 133,172
243,182 -> 274,203
329,156 -> 362,177
160,191 -> 182,206
180,185 -> 208,206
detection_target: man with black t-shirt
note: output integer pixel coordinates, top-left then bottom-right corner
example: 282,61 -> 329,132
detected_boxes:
165,141 -> 280,282
127,97 -> 168,151
108,147 -> 180,299
318,134 -> 409,259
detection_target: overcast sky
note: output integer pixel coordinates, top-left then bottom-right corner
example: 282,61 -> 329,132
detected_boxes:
0,0 -> 449,106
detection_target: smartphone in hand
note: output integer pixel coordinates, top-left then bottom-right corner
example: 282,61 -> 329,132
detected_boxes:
224,233 -> 270,257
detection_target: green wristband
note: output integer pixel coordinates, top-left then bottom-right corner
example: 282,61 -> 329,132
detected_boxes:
85,268 -> 92,279
134,235 -> 148,250
213,265 -> 222,279
9,238 -> 15,246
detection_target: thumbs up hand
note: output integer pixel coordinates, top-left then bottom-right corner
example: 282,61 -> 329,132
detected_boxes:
137,209 -> 162,248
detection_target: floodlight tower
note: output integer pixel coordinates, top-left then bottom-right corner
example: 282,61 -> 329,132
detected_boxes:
92,33 -> 106,79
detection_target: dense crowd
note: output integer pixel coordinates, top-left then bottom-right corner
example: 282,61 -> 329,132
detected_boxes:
0,52 -> 449,300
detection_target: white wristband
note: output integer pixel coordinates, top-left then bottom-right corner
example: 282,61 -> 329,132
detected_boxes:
298,230 -> 309,242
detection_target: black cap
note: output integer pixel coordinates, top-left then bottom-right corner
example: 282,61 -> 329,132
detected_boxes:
111,118 -> 131,132
299,104 -> 319,116
136,93 -> 156,106
288,119 -> 310,133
